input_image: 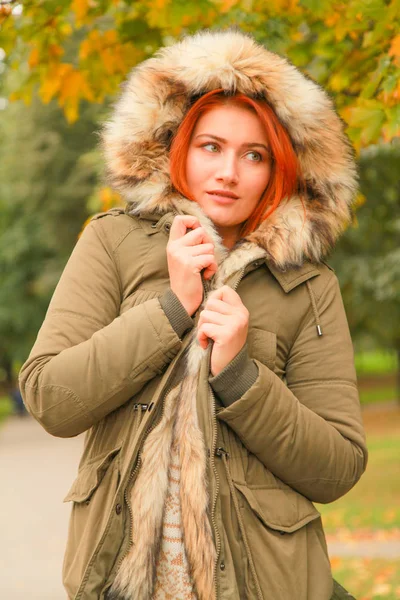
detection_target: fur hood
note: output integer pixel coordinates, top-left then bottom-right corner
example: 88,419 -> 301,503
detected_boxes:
102,28 -> 357,269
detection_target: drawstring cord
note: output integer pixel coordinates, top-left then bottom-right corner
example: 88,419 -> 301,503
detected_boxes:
306,281 -> 323,337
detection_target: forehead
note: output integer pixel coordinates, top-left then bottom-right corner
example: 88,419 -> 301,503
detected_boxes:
192,103 -> 268,142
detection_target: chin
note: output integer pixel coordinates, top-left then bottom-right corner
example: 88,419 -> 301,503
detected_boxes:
201,205 -> 240,227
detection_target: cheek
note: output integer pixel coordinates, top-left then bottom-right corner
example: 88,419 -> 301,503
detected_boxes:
250,165 -> 271,197
186,149 -> 206,191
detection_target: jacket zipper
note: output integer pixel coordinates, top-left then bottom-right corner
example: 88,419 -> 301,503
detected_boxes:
209,265 -> 248,599
215,447 -> 263,600
209,385 -> 221,600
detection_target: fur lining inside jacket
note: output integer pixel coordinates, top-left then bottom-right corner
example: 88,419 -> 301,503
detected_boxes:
102,29 -> 358,600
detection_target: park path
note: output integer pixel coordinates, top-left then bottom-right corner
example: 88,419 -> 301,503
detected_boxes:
0,415 -> 84,600
0,414 -> 399,600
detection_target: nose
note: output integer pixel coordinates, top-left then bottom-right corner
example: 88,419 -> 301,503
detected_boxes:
215,151 -> 239,185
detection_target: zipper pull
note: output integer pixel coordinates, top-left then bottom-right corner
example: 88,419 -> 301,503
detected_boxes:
140,403 -> 149,412
215,447 -> 229,458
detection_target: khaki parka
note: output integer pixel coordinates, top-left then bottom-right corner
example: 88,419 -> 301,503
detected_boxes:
19,30 -> 367,600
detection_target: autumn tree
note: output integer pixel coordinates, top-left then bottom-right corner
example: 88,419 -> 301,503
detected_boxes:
0,55 -> 105,381
0,0 -> 399,149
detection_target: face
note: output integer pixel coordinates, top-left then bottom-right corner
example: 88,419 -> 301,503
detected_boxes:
185,103 -> 272,245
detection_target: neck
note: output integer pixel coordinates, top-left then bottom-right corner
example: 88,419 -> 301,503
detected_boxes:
216,225 -> 240,250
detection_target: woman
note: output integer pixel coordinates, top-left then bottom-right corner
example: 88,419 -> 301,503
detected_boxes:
19,29 -> 367,600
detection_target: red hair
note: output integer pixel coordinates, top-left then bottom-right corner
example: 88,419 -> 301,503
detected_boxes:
169,89 -> 302,238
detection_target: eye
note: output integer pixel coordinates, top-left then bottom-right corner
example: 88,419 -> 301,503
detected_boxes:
246,150 -> 262,162
202,142 -> 219,153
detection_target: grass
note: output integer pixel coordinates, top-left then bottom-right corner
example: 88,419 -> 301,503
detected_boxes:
0,396 -> 12,424
317,434 -> 400,531
359,386 -> 397,405
320,407 -> 400,599
317,407 -> 400,533
355,351 -> 398,376
331,558 -> 400,600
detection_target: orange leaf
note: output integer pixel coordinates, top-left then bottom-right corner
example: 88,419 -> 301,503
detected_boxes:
389,34 -> 400,66
28,47 -> 40,69
49,44 -> 64,59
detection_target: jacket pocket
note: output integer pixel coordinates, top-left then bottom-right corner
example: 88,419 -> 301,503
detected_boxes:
63,445 -> 122,503
62,445 -> 123,598
233,482 -> 321,533
232,483 -> 330,599
247,328 -> 276,370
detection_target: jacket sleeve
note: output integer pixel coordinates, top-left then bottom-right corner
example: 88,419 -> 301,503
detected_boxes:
216,273 -> 368,504
19,217 -> 191,439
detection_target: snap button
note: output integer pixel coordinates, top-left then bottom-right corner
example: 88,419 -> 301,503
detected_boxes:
151,222 -> 157,228
164,223 -> 171,232
115,503 -> 122,515
220,561 -> 225,571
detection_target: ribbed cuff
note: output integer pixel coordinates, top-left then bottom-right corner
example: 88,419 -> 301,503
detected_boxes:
209,343 -> 259,407
159,288 -> 194,340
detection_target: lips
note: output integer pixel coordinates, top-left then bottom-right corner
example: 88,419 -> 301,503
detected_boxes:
207,190 -> 239,199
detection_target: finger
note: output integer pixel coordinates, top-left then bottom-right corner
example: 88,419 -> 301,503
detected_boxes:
209,285 -> 243,307
198,309 -> 227,327
204,297 -> 232,315
203,262 -> 218,280
197,327 -> 210,349
192,255 -> 217,273
169,215 -> 201,241
197,323 -> 222,346
179,226 -> 213,246
189,243 -> 215,257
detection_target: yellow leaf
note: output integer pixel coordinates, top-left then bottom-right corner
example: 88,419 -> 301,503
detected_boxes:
220,0 -> 240,13
354,192 -> 366,209
40,70 -> 62,104
64,100 -> 79,124
71,0 -> 90,26
28,47 -> 40,69
60,23 -> 73,37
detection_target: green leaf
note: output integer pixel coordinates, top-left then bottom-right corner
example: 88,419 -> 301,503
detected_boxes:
348,101 -> 386,145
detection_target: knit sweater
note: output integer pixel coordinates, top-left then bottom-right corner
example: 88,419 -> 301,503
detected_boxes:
153,441 -> 197,600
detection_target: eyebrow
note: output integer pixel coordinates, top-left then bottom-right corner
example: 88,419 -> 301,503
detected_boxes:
195,133 -> 269,152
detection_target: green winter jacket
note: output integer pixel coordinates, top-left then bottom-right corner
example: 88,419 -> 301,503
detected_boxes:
19,29 -> 367,600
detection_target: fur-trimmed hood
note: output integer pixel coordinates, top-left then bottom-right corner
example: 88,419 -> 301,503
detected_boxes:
102,28 -> 357,269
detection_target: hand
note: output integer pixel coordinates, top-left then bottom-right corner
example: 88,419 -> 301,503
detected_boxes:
166,215 -> 218,316
197,286 -> 249,376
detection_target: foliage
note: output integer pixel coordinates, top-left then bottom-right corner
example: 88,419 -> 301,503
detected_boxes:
0,59 -> 105,377
0,0 -> 399,148
330,142 -> 400,364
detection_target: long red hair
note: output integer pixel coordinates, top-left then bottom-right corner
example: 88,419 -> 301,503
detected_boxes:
169,89 -> 302,238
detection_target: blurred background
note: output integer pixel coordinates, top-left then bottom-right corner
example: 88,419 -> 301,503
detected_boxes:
0,1 -> 399,598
